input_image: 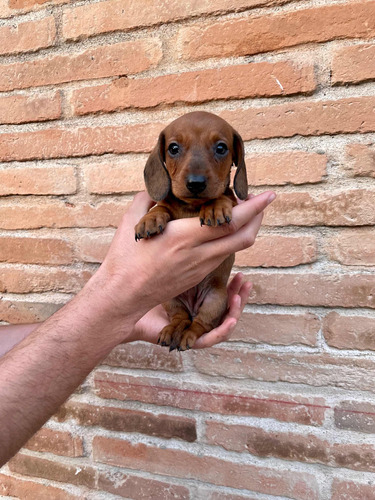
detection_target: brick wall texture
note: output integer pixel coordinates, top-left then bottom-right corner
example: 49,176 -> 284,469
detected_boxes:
1,0 -> 375,498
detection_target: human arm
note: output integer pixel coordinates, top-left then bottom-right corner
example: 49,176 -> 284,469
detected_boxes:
0,190 -> 275,466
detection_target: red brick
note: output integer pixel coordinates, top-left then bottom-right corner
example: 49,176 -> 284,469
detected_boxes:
264,190 -> 375,227
97,469 -> 189,500
192,347 -> 375,392
103,342 -> 184,371
206,421 -> 375,472
221,96 -> 375,140
323,312 -> 375,350
94,372 -> 327,426
0,266 -> 91,293
62,0 -> 293,40
232,311 -> 319,346
332,479 -> 375,499
179,1 -> 375,60
0,200 -> 128,229
246,151 -> 327,185
334,401 -> 375,434
346,143 -> 375,177
0,123 -> 161,162
75,231 -> 113,263
326,229 -> 375,266
0,473 -> 81,500
56,401 -> 196,442
247,272 -> 375,308
71,61 -> 316,115
0,15 -> 55,55
199,490 -> 258,500
85,157 -> 145,194
93,436 -> 319,499
0,299 -> 63,323
332,43 -> 375,85
9,454 -> 96,488
0,91 -> 61,125
0,39 -> 162,92
9,0 -> 68,10
0,237 -> 74,265
25,428 -> 83,457
0,165 -> 76,195
235,235 -> 316,267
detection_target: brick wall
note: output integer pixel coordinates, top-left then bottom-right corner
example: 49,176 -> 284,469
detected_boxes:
0,0 -> 375,498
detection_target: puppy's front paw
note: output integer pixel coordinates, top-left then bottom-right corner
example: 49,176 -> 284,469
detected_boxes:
199,199 -> 233,227
134,211 -> 170,241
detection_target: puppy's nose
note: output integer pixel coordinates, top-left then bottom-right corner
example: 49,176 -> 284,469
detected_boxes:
186,175 -> 207,195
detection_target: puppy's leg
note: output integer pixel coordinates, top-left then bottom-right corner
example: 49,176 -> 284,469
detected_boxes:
158,298 -> 191,349
200,194 -> 234,227
135,206 -> 171,240
178,286 -> 229,351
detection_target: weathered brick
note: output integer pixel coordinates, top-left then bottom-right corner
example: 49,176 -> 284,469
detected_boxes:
8,454 -> 96,488
264,190 -> 375,227
193,347 -> 375,392
0,38 -> 162,91
9,0 -> 68,10
0,200 -> 128,229
232,311 -> 319,346
94,372 -> 327,426
221,96 -> 375,140
179,1 -> 375,60
0,123 -> 161,162
0,236 -> 74,265
0,266 -> 91,293
346,143 -> 375,177
0,91 -> 61,125
235,235 -> 316,267
62,0 -> 293,40
335,401 -> 375,434
206,421 -> 375,472
246,151 -> 327,185
332,43 -> 375,85
323,312 -> 375,350
85,156 -> 145,194
71,61 -> 316,115
0,473 -> 81,500
25,428 -> 83,457
97,469 -> 189,500
56,401 -> 196,442
93,436 -> 320,499
0,15 -> 55,55
75,231 -> 113,263
332,479 -> 375,499
0,299 -> 63,323
103,342 -> 184,371
326,229 -> 375,266
247,272 -> 375,308
0,165 -> 76,195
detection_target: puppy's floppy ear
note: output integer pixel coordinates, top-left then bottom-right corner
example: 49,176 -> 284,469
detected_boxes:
144,132 -> 171,201
232,130 -> 248,200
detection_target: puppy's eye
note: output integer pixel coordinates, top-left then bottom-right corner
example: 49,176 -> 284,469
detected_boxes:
168,143 -> 180,157
215,142 -> 228,156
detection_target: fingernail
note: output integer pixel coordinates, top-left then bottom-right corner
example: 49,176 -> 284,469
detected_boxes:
267,192 -> 276,205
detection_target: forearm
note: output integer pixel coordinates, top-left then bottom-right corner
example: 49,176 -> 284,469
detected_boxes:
0,274 -> 139,467
0,323 -> 40,358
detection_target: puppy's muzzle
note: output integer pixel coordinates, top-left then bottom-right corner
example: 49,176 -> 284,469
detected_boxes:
186,174 -> 207,195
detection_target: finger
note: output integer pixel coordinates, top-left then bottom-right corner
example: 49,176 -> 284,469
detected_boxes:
123,192 -> 155,225
165,191 -> 275,246
227,272 -> 244,299
193,317 -> 237,349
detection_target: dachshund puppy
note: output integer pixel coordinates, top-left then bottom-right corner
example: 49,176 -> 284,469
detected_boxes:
135,111 -> 248,351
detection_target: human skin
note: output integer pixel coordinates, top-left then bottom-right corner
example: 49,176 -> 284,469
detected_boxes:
0,190 -> 275,466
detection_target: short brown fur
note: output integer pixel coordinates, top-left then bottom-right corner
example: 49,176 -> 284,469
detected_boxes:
135,111 -> 248,351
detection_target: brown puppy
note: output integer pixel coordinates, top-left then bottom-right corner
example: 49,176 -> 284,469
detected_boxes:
135,111 -> 248,351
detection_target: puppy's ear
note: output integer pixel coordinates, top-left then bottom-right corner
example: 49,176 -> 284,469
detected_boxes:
144,132 -> 171,201
232,130 -> 248,200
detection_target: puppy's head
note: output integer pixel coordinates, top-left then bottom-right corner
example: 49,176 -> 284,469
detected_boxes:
144,111 -> 248,203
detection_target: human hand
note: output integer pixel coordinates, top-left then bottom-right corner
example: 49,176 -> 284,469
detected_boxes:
92,190 -> 275,338
128,273 -> 251,347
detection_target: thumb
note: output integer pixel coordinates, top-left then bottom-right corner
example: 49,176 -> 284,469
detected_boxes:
125,192 -> 155,224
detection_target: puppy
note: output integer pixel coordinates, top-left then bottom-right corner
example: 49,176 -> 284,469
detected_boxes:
135,111 -> 248,351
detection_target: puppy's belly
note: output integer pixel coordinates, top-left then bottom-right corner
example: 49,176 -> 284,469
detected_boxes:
176,276 -> 212,318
